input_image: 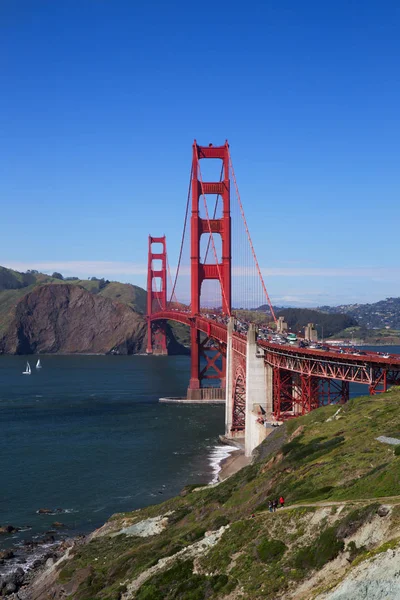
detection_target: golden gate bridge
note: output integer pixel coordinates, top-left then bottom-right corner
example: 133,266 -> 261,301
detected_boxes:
146,141 -> 400,455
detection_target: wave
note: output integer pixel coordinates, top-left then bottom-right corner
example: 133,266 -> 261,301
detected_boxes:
0,539 -> 60,579
92,506 -> 107,513
35,508 -> 77,515
208,445 -> 239,484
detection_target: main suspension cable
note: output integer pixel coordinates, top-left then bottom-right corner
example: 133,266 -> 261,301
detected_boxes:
166,254 -> 177,306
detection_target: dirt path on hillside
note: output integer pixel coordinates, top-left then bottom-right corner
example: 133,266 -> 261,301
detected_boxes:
252,495 -> 400,518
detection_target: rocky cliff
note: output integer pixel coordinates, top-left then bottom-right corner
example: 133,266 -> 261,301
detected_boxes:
0,284 -> 148,355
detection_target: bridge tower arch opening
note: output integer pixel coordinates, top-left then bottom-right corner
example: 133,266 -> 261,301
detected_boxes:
232,365 -> 246,432
188,141 -> 232,399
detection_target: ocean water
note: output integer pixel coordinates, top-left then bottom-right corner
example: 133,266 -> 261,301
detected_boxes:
0,355 -> 226,550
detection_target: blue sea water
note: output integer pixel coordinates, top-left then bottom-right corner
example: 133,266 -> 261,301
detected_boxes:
0,355 -> 225,550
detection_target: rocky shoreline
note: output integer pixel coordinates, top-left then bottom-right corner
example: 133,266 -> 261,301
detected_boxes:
0,530 -> 86,598
0,511 -> 87,599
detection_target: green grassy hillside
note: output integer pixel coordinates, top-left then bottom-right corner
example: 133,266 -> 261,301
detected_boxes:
50,388 -> 400,599
96,282 -> 146,313
38,278 -> 147,313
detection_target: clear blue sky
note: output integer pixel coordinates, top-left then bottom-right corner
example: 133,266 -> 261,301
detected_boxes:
1,0 -> 399,306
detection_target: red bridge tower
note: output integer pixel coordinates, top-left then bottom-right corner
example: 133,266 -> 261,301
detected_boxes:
146,235 -> 168,355
188,141 -> 231,399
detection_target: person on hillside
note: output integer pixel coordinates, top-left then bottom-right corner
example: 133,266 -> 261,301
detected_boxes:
279,496 -> 285,508
273,499 -> 278,512
268,500 -> 273,513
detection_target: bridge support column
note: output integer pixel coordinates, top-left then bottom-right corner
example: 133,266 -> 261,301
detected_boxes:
245,324 -> 268,457
225,318 -> 234,436
265,363 -> 273,417
188,328 -> 200,392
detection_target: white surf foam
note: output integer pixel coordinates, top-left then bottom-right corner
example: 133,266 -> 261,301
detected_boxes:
208,445 -> 239,484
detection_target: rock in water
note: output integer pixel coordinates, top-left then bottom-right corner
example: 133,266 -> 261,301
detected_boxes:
0,525 -> 19,534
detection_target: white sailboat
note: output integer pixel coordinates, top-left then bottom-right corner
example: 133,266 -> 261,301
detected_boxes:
22,362 -> 31,375
36,358 -> 42,369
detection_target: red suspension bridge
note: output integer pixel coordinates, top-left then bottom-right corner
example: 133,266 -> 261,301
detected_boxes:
146,141 -> 400,454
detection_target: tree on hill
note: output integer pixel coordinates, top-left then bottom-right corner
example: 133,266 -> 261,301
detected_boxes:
51,272 -> 64,280
98,278 -> 110,290
0,266 -> 36,290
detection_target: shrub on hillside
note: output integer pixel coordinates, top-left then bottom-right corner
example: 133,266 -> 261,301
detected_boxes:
257,538 -> 287,563
212,515 -> 230,529
167,506 -> 191,525
347,540 -> 366,562
294,527 -> 344,571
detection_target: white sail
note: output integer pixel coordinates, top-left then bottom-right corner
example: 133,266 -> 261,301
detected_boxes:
36,359 -> 42,369
23,361 -> 31,375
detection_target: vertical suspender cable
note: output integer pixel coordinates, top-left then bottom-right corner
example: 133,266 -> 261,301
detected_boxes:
227,147 -> 277,323
169,166 -> 192,305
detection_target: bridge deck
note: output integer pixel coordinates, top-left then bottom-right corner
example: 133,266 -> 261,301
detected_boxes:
149,310 -> 400,386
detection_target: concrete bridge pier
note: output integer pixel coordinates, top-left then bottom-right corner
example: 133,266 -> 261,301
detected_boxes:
245,324 -> 273,457
225,317 -> 234,436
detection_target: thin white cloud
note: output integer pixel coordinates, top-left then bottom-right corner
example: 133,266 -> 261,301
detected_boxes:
1,261 -> 148,277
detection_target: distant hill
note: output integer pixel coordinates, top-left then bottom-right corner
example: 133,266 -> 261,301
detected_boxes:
0,267 -> 147,335
0,266 -> 182,355
235,306 -> 358,338
276,308 -> 358,338
256,299 -> 400,341
318,297 -> 400,330
0,284 -> 148,355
